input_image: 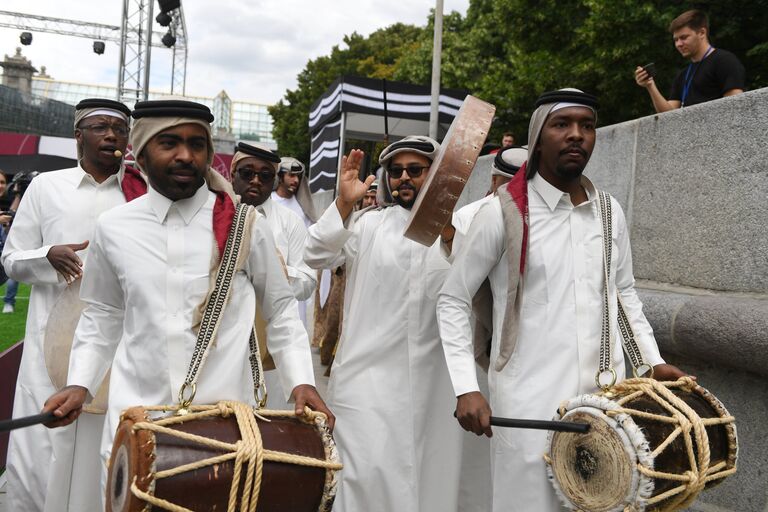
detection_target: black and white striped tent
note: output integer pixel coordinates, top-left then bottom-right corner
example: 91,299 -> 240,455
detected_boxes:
308,75 -> 468,192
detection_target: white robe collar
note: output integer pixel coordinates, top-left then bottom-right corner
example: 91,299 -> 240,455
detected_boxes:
148,181 -> 209,224
530,172 -> 597,212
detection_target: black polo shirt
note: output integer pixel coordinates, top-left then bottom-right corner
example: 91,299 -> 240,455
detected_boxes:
669,48 -> 745,107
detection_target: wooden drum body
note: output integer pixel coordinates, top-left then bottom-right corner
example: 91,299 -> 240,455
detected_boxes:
545,378 -> 737,512
107,402 -> 341,512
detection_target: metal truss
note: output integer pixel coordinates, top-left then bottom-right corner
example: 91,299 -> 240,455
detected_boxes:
0,4 -> 188,103
170,5 -> 187,95
0,9 -> 166,49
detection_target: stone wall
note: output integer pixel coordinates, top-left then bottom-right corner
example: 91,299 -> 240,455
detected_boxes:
585,90 -> 768,511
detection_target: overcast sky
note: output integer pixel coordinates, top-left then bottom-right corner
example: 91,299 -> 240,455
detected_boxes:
1,0 -> 469,105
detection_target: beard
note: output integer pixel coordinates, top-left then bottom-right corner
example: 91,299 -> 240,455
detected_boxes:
393,183 -> 417,209
553,146 -> 589,181
553,162 -> 586,181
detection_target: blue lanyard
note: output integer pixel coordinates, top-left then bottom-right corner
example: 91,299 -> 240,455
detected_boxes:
681,46 -> 714,106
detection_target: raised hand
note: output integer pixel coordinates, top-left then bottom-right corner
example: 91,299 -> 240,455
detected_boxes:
47,240 -> 89,284
336,149 -> 376,220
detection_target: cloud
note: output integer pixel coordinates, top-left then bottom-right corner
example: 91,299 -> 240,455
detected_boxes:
1,0 -> 469,105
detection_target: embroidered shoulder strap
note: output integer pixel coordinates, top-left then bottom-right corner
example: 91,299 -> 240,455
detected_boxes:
177,203 -> 266,412
595,190 -> 652,390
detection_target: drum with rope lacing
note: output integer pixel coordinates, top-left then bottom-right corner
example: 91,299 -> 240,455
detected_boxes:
545,377 -> 737,512
107,402 -> 341,512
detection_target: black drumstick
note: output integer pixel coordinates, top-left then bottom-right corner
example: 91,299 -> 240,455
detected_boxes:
490,416 -> 589,433
454,412 -> 590,433
0,411 -> 58,433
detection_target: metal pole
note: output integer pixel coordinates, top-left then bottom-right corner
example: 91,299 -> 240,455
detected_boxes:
142,0 -> 154,100
382,78 -> 389,144
335,112 -> 347,198
428,0 -> 443,140
116,0 -> 129,100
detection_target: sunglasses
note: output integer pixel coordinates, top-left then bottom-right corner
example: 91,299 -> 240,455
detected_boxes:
236,168 -> 275,182
386,165 -> 429,179
79,123 -> 129,137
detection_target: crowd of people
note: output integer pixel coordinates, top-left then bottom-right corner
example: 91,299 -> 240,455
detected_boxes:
0,8 -> 743,512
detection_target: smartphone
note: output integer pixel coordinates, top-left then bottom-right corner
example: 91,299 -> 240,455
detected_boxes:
642,62 -> 657,79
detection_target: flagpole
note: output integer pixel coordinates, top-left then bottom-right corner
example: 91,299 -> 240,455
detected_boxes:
428,0 -> 444,139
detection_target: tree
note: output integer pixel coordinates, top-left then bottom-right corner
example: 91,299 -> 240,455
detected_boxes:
268,24 -> 425,164
271,0 -> 767,157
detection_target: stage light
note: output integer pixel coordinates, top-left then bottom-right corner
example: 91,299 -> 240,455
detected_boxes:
157,0 -> 181,13
161,30 -> 176,48
156,12 -> 172,27
20,32 -> 32,45
93,41 -> 106,55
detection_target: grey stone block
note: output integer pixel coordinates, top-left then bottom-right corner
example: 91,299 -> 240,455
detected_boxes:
638,287 -> 768,378
637,287 -> 767,510
662,354 -> 768,512
584,120 -> 638,213
630,89 -> 768,293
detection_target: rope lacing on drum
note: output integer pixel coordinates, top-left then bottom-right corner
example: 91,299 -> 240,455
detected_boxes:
127,401 -> 343,512
604,378 -> 736,510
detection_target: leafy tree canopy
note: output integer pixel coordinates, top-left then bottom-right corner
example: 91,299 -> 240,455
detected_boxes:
271,0 -> 767,158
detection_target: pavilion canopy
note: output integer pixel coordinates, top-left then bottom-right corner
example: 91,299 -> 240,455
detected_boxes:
308,75 -> 468,192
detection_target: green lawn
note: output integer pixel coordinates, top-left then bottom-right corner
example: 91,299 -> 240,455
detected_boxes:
0,282 -> 30,352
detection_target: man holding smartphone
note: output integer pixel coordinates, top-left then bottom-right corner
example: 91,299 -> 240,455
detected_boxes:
634,9 -> 745,112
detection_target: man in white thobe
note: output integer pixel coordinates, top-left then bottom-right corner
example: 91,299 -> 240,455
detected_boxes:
437,89 -> 687,511
1,98 -> 143,512
230,142 -> 316,410
41,99 -> 333,506
304,137 -> 464,512
271,156 -> 316,228
271,156 -> 317,327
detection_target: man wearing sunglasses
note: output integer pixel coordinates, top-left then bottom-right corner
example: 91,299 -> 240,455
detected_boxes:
303,136 -> 466,511
1,98 -> 146,512
230,142 -> 317,409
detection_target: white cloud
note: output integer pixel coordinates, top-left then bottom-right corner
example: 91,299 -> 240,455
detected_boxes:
0,0 -> 469,105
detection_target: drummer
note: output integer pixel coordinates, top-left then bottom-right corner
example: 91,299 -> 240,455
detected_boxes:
436,88 -> 688,511
303,136 -> 465,511
0,98 -> 143,512
41,99 -> 332,506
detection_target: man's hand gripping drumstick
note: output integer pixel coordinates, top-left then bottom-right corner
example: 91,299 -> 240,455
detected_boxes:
41,385 -> 88,428
455,391 -> 493,438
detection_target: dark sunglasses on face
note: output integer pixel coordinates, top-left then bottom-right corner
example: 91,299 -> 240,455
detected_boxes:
236,168 -> 276,182
386,165 -> 429,179
79,123 -> 129,137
